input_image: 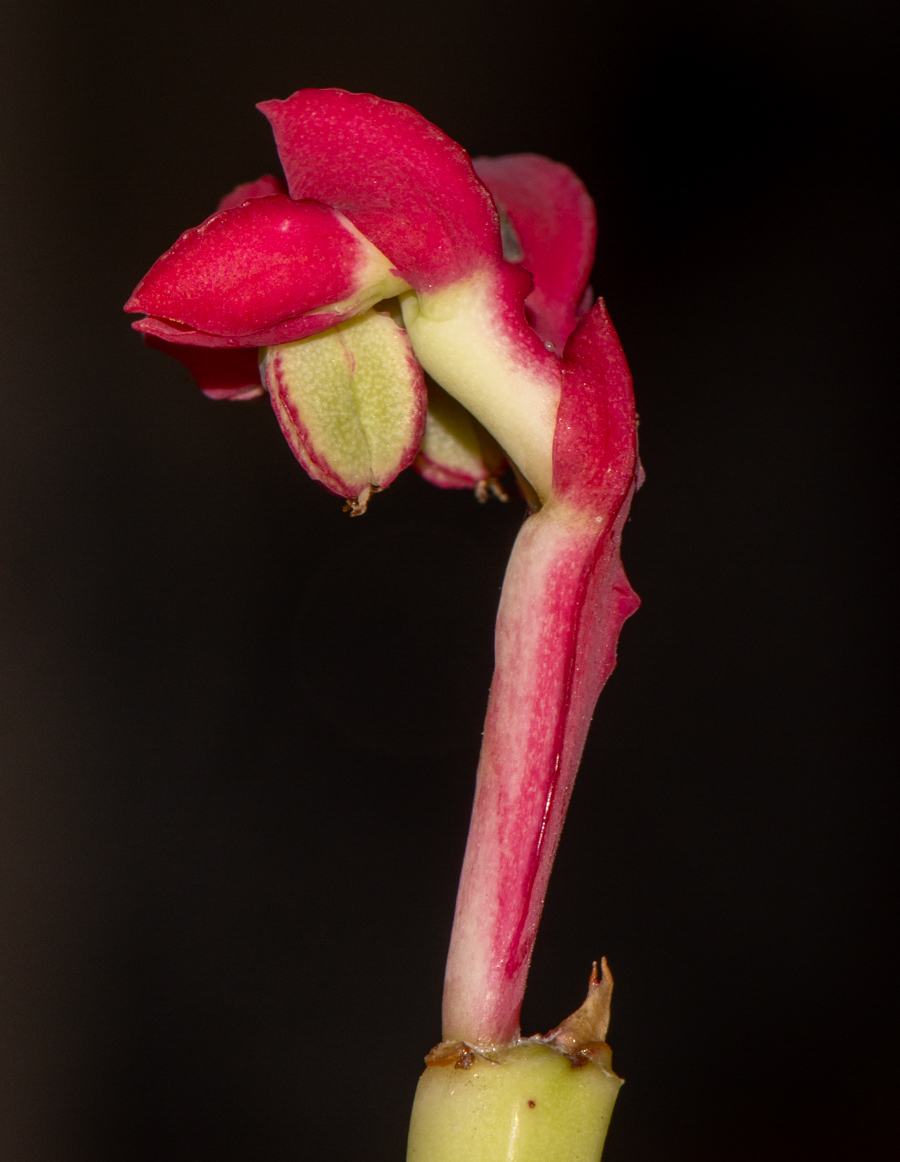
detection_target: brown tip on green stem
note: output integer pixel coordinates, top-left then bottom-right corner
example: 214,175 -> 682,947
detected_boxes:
547,958 -> 614,1055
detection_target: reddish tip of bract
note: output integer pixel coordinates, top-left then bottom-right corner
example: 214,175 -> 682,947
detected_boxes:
215,173 -> 287,213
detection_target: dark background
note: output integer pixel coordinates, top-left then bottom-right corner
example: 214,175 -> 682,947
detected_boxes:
1,1 -> 896,1158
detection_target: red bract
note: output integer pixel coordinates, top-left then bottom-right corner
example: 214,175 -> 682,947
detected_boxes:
473,153 -> 597,353
215,173 -> 287,213
126,195 -> 408,348
126,89 -> 640,1049
259,89 -> 503,290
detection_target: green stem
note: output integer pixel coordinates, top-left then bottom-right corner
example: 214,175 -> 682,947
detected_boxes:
408,963 -> 622,1161
406,1041 -> 621,1161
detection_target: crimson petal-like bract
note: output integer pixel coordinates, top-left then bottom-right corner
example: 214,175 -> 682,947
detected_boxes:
126,193 -> 406,348
215,173 -> 287,213
259,88 -> 503,290
473,153 -> 597,353
138,176 -> 289,400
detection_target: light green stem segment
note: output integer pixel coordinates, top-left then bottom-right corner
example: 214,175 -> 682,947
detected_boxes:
406,1041 -> 622,1162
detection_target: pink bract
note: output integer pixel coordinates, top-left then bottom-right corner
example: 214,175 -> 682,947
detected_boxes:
259,89 -> 503,290
473,154 -> 596,353
126,195 -> 372,346
215,173 -> 287,213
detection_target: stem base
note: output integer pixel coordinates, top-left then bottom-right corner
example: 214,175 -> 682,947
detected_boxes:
406,1041 -> 621,1162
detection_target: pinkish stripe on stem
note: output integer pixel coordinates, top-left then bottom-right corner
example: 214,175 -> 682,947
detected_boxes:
441,505 -> 637,1045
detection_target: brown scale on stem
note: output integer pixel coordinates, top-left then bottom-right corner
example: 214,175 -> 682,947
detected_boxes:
546,958 -> 615,1062
424,960 -> 616,1072
424,1041 -> 500,1070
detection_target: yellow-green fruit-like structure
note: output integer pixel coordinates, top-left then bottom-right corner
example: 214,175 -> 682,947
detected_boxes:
406,1040 -> 621,1162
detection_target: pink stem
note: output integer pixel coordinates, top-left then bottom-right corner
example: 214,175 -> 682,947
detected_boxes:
441,490 -> 639,1047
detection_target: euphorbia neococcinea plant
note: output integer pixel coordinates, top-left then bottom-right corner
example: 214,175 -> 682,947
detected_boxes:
127,89 -> 640,1161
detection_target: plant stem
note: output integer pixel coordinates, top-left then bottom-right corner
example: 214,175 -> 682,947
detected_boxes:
442,497 -> 638,1047
407,1041 -> 621,1162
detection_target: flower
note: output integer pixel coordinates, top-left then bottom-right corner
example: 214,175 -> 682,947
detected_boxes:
125,90 -> 605,511
126,90 -> 641,1048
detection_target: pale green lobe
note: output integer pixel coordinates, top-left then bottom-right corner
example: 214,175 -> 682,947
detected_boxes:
262,309 -> 426,509
421,381 -> 487,482
416,378 -> 508,492
406,1041 -> 621,1162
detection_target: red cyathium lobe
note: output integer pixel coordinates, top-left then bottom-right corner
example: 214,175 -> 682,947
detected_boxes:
125,89 -> 640,1049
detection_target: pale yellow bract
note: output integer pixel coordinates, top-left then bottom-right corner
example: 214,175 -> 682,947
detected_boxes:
264,308 -> 422,499
419,380 -> 489,482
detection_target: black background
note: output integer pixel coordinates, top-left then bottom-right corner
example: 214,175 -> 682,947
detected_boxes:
1,1 -> 897,1158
